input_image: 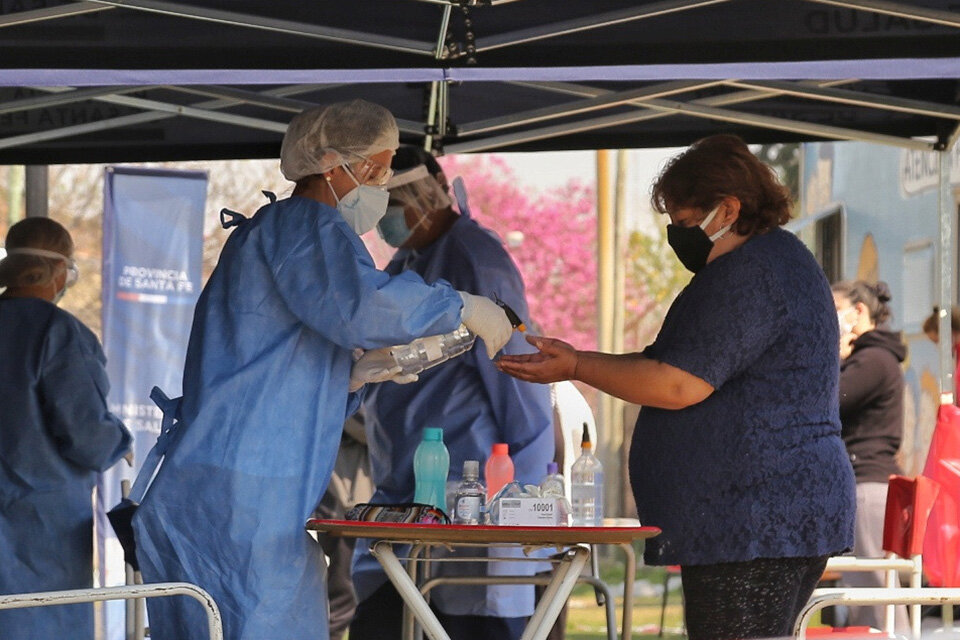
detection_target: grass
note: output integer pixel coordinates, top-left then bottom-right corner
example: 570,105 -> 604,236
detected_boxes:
563,562 -> 686,639
346,545 -> 826,639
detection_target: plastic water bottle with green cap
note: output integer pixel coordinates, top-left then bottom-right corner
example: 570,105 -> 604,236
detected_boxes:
413,428 -> 449,512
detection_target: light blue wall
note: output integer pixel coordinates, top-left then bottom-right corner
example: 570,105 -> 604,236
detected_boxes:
799,140 -> 957,474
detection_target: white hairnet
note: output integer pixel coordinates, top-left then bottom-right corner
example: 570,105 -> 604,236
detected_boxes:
387,165 -> 451,214
279,99 -> 400,182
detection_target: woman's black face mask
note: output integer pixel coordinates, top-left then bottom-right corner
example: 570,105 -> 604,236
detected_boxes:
666,205 -> 728,273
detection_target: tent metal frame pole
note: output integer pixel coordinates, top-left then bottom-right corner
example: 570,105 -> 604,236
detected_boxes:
438,81 -> 449,144
0,85 -> 319,150
724,80 -> 960,121
24,165 -> 48,219
447,107 -> 684,153
0,111 -> 180,150
32,87 -> 289,132
0,2 -> 111,28
445,79 -> 893,153
410,0 -> 522,5
163,86 -> 320,114
507,78 -> 856,101
425,4 -> 453,151
947,123 -> 960,153
800,0 -> 960,29
0,86 -> 149,116
162,85 -> 424,134
78,0 -> 436,55
937,145 -> 957,402
456,80 -> 721,136
424,82 -> 442,151
477,0 -> 734,51
638,97 -> 937,150
445,79 -> 828,152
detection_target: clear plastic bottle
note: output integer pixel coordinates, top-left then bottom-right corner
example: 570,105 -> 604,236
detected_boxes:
413,428 -> 450,512
540,462 -> 571,527
570,423 -> 604,526
389,325 -> 476,377
539,461 -> 565,498
484,443 -> 514,501
453,460 -> 486,525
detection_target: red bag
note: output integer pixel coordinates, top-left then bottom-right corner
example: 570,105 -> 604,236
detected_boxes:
922,403 -> 960,586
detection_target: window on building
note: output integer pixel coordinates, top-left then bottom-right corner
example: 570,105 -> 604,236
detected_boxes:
814,209 -> 843,284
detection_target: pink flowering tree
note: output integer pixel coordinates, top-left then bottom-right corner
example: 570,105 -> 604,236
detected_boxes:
438,154 -> 599,351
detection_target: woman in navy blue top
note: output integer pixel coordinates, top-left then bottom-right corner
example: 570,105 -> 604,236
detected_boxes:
498,134 -> 855,639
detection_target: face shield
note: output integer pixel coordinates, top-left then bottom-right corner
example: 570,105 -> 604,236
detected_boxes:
4,247 -> 78,287
376,165 -> 454,247
386,165 -> 451,217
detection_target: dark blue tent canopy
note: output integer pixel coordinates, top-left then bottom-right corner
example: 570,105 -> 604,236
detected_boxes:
1,0 -> 958,162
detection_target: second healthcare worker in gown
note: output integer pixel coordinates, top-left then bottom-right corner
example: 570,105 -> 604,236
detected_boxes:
498,134 -> 855,640
350,148 -> 554,640
132,100 -> 514,640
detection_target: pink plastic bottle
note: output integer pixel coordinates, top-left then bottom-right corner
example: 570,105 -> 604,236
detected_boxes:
484,443 -> 515,501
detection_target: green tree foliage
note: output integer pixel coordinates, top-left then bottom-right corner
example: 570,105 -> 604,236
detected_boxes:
757,143 -> 801,202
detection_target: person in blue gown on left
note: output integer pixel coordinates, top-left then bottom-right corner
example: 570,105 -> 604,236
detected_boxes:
0,217 -> 132,640
131,100 -> 516,640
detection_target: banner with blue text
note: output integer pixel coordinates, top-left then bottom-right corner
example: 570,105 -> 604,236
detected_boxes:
99,166 -> 207,639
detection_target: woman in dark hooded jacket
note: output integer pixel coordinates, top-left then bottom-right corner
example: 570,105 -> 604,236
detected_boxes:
832,279 -> 907,630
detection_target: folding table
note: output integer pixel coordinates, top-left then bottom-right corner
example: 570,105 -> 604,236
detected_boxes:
306,519 -> 659,640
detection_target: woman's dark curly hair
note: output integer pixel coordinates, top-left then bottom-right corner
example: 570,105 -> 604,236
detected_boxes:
831,280 -> 893,326
651,134 -> 792,235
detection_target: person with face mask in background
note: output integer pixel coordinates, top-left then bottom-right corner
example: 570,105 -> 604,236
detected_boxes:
349,147 -> 553,640
0,217 -> 132,640
832,280 -> 908,631
497,134 -> 855,640
923,305 -> 960,401
131,100 -> 514,640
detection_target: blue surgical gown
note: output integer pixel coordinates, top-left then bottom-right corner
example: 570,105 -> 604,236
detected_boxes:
352,213 -> 554,618
131,196 -> 463,640
0,297 -> 132,640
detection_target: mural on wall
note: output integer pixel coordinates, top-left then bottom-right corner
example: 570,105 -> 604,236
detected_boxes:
800,141 -> 946,477
855,234 -> 878,285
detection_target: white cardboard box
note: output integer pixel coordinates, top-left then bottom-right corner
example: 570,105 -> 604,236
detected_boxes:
496,497 -> 568,526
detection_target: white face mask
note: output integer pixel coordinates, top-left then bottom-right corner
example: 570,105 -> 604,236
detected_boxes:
329,167 -> 390,235
699,205 -> 733,242
837,308 -> 857,335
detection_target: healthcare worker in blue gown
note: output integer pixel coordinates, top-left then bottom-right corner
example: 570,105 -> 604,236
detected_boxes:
130,100 -> 515,640
349,147 -> 554,640
0,217 -> 133,640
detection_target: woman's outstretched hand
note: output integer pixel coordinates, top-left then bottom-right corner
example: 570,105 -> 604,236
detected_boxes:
496,335 -> 578,383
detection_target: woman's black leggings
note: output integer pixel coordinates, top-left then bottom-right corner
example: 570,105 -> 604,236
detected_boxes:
681,555 -> 829,640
